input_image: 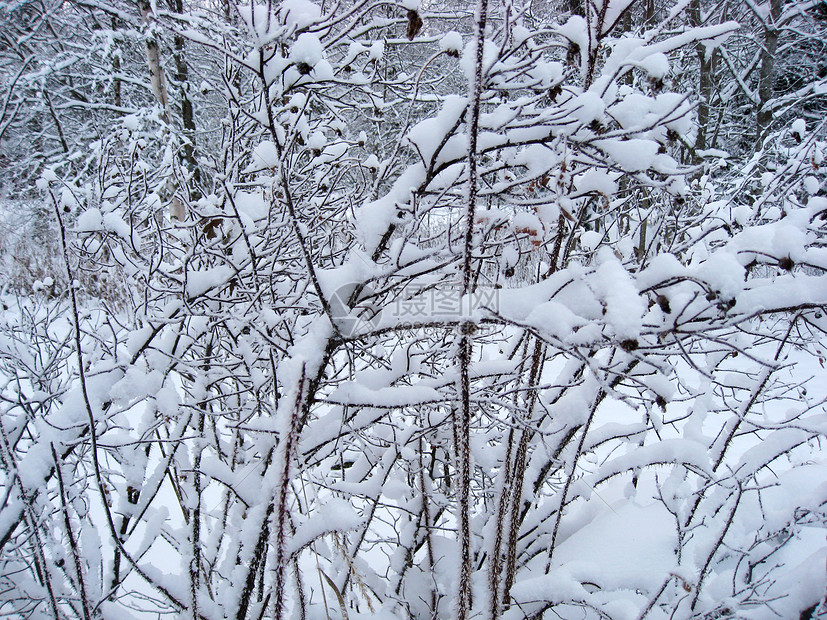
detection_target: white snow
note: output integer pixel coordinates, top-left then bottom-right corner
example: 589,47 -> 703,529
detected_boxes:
3,7 -> 826,620
552,501 -> 676,592
637,52 -> 670,79
574,169 -> 619,195
277,0 -> 321,29
406,95 -> 466,164
579,230 -> 603,251
594,252 -> 646,339
571,91 -> 605,124
556,15 -> 588,58
609,93 -> 652,129
327,382 -> 442,407
367,39 -> 384,61
356,164 -> 424,253
363,153 -> 380,170
525,300 -> 588,340
804,176 -> 820,194
75,208 -> 103,232
594,138 -> 660,172
290,32 -> 323,67
247,140 -> 279,171
439,31 -> 463,55
186,265 -> 234,297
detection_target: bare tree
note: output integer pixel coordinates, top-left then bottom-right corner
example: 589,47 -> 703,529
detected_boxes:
0,1 -> 825,619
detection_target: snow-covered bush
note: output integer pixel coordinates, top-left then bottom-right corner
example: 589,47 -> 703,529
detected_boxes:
0,1 -> 825,619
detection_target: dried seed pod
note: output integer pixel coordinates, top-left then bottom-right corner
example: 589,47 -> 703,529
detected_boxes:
548,84 -> 563,101
406,9 -> 423,40
566,42 -> 580,66
127,485 -> 140,504
202,218 -> 222,240
620,338 -> 639,352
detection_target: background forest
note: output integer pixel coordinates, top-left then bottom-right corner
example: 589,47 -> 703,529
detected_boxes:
0,0 -> 826,618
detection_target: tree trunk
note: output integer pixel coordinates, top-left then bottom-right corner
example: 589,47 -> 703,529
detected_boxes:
112,16 -> 121,108
171,0 -> 202,198
757,0 -> 783,144
689,0 -> 719,156
139,1 -> 169,122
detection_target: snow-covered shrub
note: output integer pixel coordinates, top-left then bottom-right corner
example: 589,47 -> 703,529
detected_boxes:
0,1 -> 825,619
